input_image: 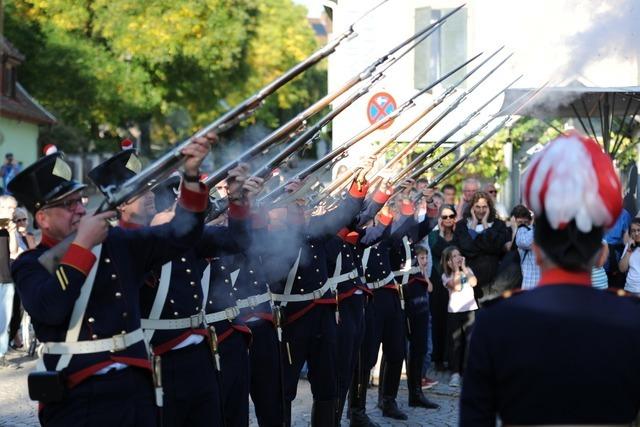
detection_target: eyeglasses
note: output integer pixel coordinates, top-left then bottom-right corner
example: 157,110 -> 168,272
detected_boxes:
15,218 -> 27,223
441,214 -> 456,220
487,190 -> 497,194
45,197 -> 87,212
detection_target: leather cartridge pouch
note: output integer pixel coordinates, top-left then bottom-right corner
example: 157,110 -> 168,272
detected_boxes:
28,371 -> 67,403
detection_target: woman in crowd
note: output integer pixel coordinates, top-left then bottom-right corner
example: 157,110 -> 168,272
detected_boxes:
9,207 -> 36,350
441,246 -> 477,387
618,217 -> 640,295
427,204 -> 457,371
454,191 -> 508,302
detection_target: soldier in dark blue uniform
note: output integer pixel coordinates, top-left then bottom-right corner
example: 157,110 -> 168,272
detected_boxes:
9,136 -> 211,427
265,175 -> 368,427
386,188 -> 439,411
460,132 -> 640,426
239,207 -> 285,427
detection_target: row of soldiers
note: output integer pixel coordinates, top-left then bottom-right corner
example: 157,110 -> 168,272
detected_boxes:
9,133 -> 445,427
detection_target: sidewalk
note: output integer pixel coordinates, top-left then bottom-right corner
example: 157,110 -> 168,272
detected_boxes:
0,350 -> 460,426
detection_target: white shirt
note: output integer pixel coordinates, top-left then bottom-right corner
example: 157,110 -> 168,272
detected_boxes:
624,243 -> 640,293
442,271 -> 478,313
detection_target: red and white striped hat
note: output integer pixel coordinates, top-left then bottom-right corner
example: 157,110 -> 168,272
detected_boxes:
521,131 -> 622,232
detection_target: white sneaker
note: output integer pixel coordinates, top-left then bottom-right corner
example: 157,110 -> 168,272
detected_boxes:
449,373 -> 461,387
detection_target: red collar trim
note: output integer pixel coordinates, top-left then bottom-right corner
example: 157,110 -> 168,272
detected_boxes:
119,219 -> 144,230
40,233 -> 60,248
537,268 -> 591,287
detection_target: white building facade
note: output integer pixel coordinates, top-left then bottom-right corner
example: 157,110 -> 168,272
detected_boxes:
325,0 -> 640,203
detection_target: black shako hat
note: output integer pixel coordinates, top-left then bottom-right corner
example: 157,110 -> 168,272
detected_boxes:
7,152 -> 86,214
88,149 -> 142,198
153,175 -> 181,212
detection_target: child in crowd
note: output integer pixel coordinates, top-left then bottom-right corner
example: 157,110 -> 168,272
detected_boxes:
441,246 -> 477,387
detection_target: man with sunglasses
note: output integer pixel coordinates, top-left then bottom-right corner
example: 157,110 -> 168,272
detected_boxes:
9,135 -> 212,426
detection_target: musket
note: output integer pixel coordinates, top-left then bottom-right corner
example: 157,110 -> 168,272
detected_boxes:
257,54 -> 480,206
424,83 -> 550,192
391,74 -> 522,185
320,48 -> 505,199
35,1 -> 390,273
409,116 -> 504,181
248,21 -> 456,185
201,4 -> 466,189
428,118 -> 510,188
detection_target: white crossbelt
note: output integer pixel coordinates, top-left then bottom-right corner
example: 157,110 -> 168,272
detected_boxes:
327,252 -> 360,288
394,236 -> 416,285
236,292 -> 272,309
52,244 -> 102,371
205,306 -> 240,324
42,329 -> 144,355
366,272 -> 396,290
141,312 -> 206,330
271,279 -> 334,303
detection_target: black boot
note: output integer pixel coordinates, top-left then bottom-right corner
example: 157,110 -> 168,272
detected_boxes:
349,361 -> 380,427
380,360 -> 407,420
312,400 -> 336,427
407,353 -> 440,409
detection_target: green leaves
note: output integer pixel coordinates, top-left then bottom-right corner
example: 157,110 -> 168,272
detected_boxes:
4,0 -> 322,153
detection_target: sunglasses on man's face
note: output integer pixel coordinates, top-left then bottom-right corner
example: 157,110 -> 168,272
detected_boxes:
441,214 -> 456,220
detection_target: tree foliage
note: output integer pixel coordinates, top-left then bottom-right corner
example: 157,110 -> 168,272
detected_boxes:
4,0 -> 323,155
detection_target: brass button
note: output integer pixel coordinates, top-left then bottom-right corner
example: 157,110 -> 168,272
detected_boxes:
249,270 -> 254,274
186,269 -> 192,274
88,317 -> 95,323
92,334 -> 98,339
104,258 -> 111,264
300,288 -> 305,292
111,274 -> 117,280
174,311 -> 179,316
190,281 -> 196,286
224,279 -> 229,284
122,312 -> 128,318
233,287 -> 237,291
315,269 -> 320,272
220,266 -> 226,270
313,255 -> 318,259
297,276 -> 302,280
121,330 -> 126,334
193,294 -> 199,299
195,306 -> 199,311
209,300 -> 213,305
253,281 -> 258,285
181,257 -> 186,262
115,292 -> 122,298
170,299 -> 175,304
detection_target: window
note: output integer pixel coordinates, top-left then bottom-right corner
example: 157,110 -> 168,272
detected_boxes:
414,7 -> 468,90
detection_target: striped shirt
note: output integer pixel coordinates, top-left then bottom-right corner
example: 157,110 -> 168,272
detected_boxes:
515,225 -> 540,290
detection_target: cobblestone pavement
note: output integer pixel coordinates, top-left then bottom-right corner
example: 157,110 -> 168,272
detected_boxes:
0,350 -> 459,426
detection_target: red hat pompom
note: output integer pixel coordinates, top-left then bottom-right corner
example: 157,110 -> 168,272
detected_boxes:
120,139 -> 134,151
43,144 -> 58,156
